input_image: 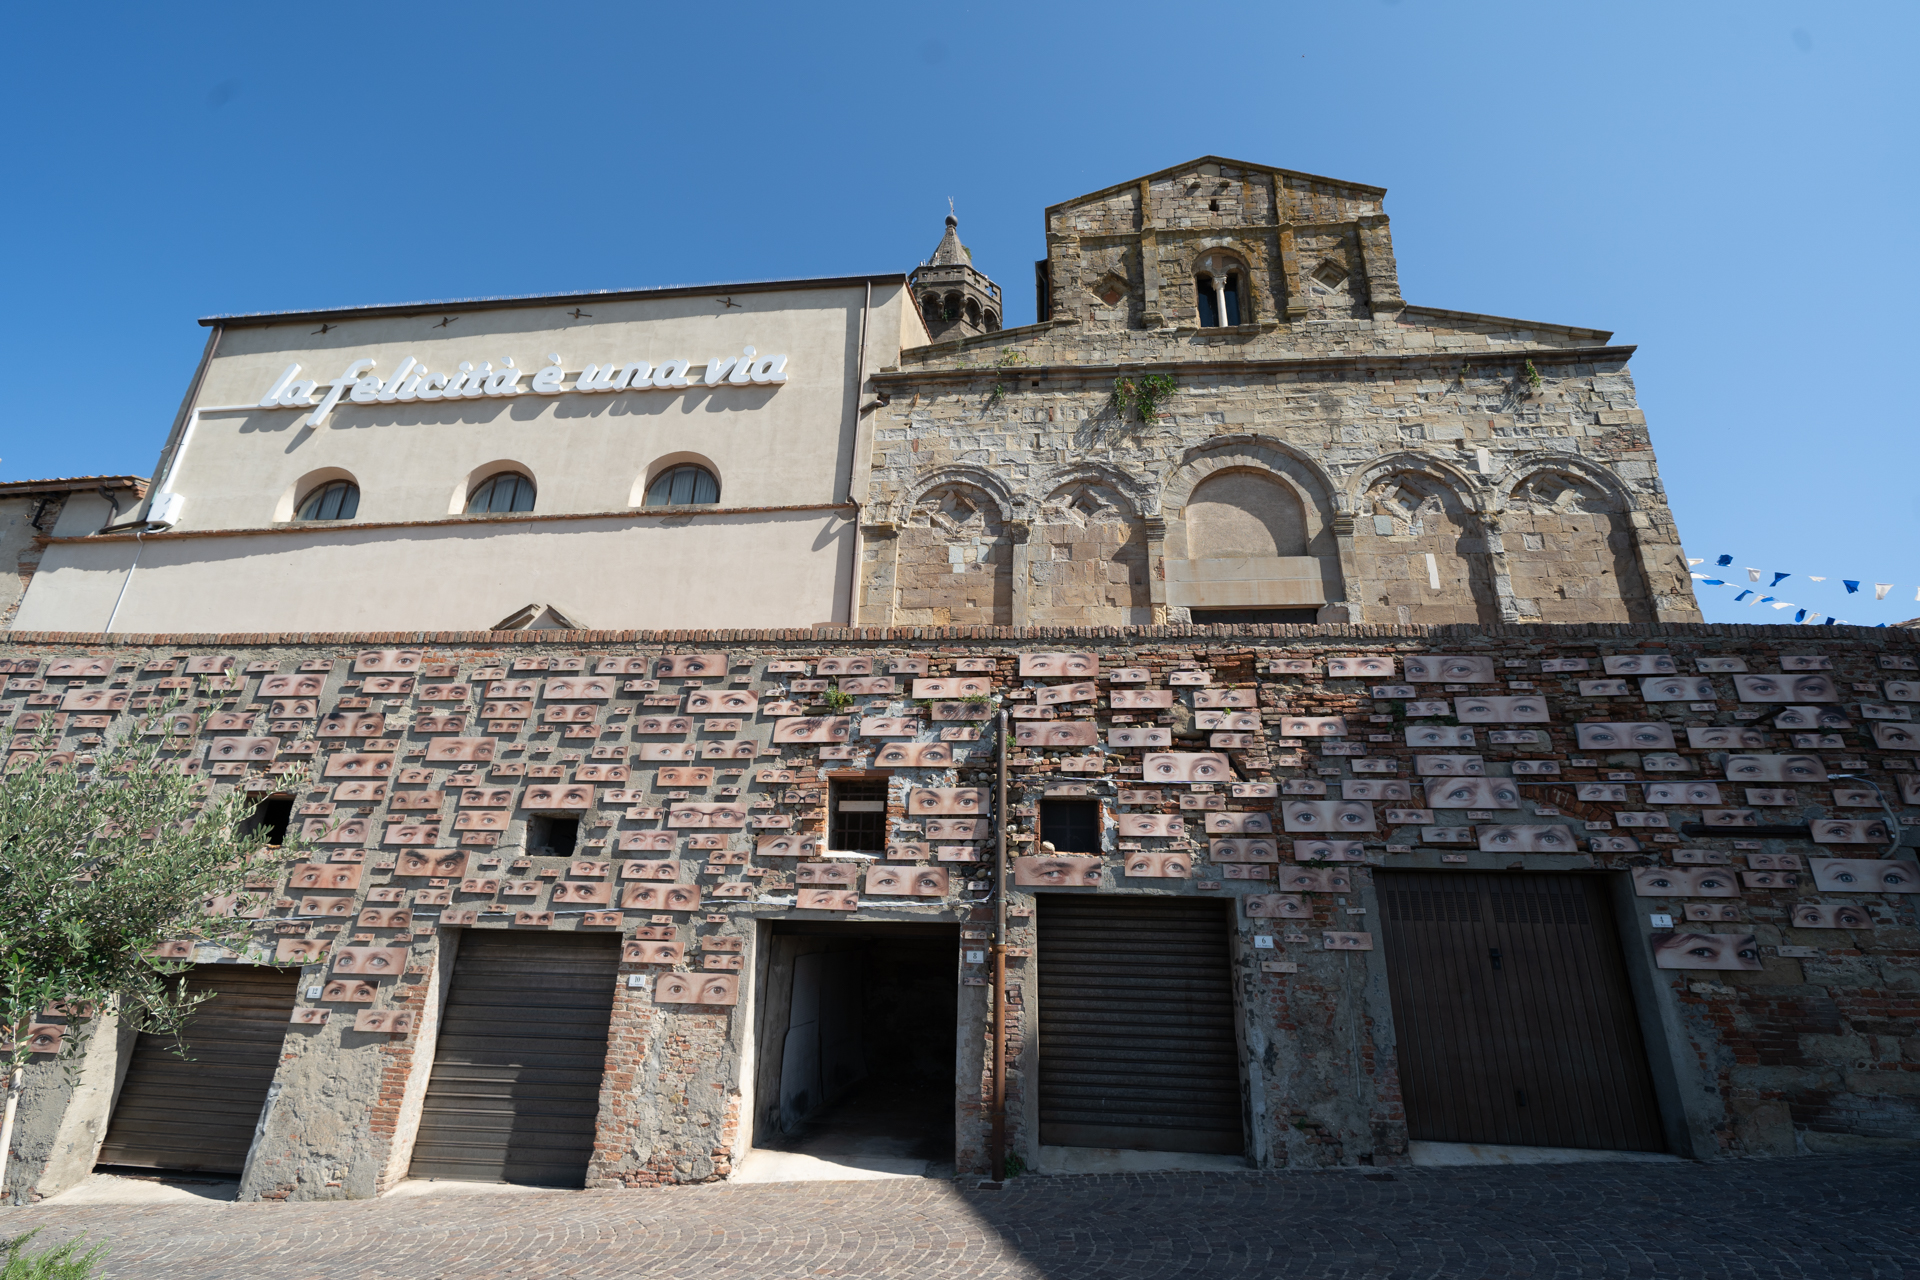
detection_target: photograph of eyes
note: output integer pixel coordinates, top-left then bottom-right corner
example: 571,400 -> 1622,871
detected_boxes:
667,803 -> 748,828
1014,722 -> 1100,749
1865,722 -> 1920,752
1278,716 -> 1347,738
1452,697 -> 1551,724
1680,902 -> 1741,923
1293,840 -> 1368,862
1632,867 -> 1740,897
795,863 -> 860,887
1190,689 -> 1256,709
1602,654 -> 1677,675
395,849 -> 469,878
1577,784 -> 1629,802
1013,855 -> 1102,887
928,701 -> 993,723
423,737 -> 496,763
1476,824 -> 1576,853
1734,674 -> 1838,704
1265,658 -> 1316,674
1280,866 -> 1354,894
301,815 -> 369,844
796,888 -> 859,911
357,906 -> 412,929
906,787 -> 988,815
1583,835 -> 1639,853
620,884 -> 704,910
1809,858 -> 1918,892
771,716 -> 851,744
298,895 -> 356,917
637,744 -> 700,762
913,678 -> 989,699
887,658 -> 930,675
654,971 -> 741,1005
1789,902 -> 1872,930
1693,811 -> 1756,830
621,860 -> 681,883
1321,931 -> 1373,951
1401,727 -> 1474,751
1330,781 -> 1403,804
1319,656 -> 1390,679
1109,690 -> 1176,710
921,819 -> 981,840
1577,680 -> 1633,696
207,736 -> 279,762
290,1007 -> 331,1026
1281,801 -> 1377,833
1652,931 -> 1761,971
1638,675 -> 1717,703
1385,808 -> 1435,823
331,946 -> 409,975
1723,754 -> 1828,783
1498,756 -> 1552,774
287,861 -> 364,891
1683,727 -> 1763,750
1035,682 -> 1099,708
685,689 -> 760,714
886,842 -> 930,861
624,939 -> 685,963
1643,782 -> 1725,805
1404,655 -> 1497,683
654,654 -> 729,678
864,865 -> 950,896
1573,723 -> 1677,751
1107,727 -> 1174,748
1018,653 -> 1100,677
1115,814 -> 1184,838
1614,812 -> 1672,829
1414,754 -> 1485,776
259,674 -> 327,698
1210,838 -> 1278,862
352,649 -> 421,673
814,657 -> 873,676
1107,667 -> 1150,683
1811,820 -> 1892,845
1141,753 -> 1232,784
1119,851 -> 1189,878
1205,811 -> 1274,834
1242,894 -> 1310,919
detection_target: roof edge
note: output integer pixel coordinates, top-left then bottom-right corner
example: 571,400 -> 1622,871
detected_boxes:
1046,155 -> 1388,216
0,476 -> 149,497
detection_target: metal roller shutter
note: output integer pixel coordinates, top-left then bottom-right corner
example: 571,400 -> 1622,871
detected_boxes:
96,964 -> 298,1175
407,930 -> 619,1188
1036,896 -> 1244,1155
1377,870 -> 1665,1151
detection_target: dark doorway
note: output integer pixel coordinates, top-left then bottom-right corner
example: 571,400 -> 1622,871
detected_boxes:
1039,798 -> 1100,853
1036,895 -> 1245,1155
408,930 -> 619,1187
96,964 -> 298,1175
755,922 -> 957,1174
1189,608 -> 1319,625
1376,870 -> 1666,1151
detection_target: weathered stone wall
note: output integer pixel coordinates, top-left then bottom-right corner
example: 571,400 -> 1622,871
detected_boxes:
4,621 -> 1915,1202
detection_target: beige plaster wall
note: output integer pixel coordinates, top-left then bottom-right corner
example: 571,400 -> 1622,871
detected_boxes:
14,509 -> 855,633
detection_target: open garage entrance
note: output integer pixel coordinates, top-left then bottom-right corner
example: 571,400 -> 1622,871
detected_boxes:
750,921 -> 958,1178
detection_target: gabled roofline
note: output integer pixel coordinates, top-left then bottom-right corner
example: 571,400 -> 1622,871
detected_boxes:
1046,155 -> 1388,217
198,273 -> 909,329
0,476 -> 148,498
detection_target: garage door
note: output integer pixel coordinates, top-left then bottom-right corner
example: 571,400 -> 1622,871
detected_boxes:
1377,870 -> 1665,1151
96,964 -> 298,1174
407,930 -> 620,1187
1037,896 -> 1243,1155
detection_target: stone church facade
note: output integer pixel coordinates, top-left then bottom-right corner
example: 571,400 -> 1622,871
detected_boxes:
858,157 -> 1699,630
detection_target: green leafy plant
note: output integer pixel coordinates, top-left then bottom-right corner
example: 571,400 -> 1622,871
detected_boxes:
822,689 -> 855,712
0,709 -> 302,1193
999,1151 -> 1027,1180
1523,360 -> 1543,394
983,347 -> 1026,410
1108,373 -> 1176,422
0,1229 -> 105,1278
961,692 -> 994,706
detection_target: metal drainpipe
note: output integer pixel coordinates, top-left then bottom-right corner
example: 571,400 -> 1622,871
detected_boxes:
843,282 -> 873,627
103,531 -> 143,633
989,707 -> 1009,1181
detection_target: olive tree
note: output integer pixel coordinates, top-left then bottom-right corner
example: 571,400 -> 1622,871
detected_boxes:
0,716 -> 301,1191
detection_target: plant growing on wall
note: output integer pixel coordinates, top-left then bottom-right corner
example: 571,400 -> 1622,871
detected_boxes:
0,714 -> 299,1196
822,689 -> 855,712
1108,373 -> 1176,423
1523,360 -> 1543,394
983,347 -> 1027,411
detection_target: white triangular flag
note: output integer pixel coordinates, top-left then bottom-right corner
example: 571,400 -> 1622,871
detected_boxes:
1746,568 -> 1761,581
1687,558 -> 1703,566
1875,583 -> 1892,599
1771,602 -> 1793,609
1809,576 -> 1826,582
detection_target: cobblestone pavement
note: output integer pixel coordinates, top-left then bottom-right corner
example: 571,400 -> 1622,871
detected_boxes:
11,1155 -> 1919,1279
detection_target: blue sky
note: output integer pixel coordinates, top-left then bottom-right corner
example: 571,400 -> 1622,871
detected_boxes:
1,1 -> 1912,624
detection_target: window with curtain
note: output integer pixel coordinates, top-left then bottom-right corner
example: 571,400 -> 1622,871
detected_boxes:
466,472 -> 536,514
296,480 -> 359,521
644,464 -> 720,506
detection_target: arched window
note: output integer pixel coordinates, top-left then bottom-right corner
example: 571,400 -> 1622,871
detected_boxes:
466,471 -> 536,514
645,464 -> 720,506
1194,252 -> 1245,327
1187,470 -> 1307,558
296,480 -> 359,521
965,298 -> 982,327
943,292 -> 962,321
923,294 -> 941,325
984,309 -> 1000,332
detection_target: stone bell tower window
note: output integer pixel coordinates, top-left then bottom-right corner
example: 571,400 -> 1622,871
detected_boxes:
1194,253 -> 1245,328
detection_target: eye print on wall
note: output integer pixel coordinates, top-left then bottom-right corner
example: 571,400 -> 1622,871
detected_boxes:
887,658 -> 930,675
46,656 -> 114,678
1684,902 -> 1743,923
1016,722 -> 1100,748
1404,655 -> 1497,683
1735,674 -> 1838,703
1777,654 -> 1832,671
301,816 -> 369,843
654,972 -> 740,1005
1643,782 -> 1725,805
298,896 -> 358,918
1427,778 -> 1520,809
331,946 -> 408,975
655,654 -> 729,678
1341,780 -> 1412,801
928,701 -> 993,722
1414,754 -> 1485,776
1789,902 -> 1871,930
259,674 -> 326,698
906,788 -> 989,815
1242,894 -> 1310,919
1573,723 -> 1676,751
1451,697 -> 1552,724
1578,680 -> 1632,696
1190,689 -> 1256,709
352,1010 -> 414,1034
687,689 -> 759,714
913,678 -> 990,699
1640,676 -> 1716,702
1013,855 -> 1102,887
1578,784 -> 1629,802
1141,753 -> 1232,784
1687,726 -> 1769,749
1323,656 -> 1394,679
1106,667 -> 1150,683
1205,811 -> 1274,834
1281,801 -> 1377,833
1870,722 -> 1920,750
636,744 -> 698,761
541,677 -> 613,701
1194,712 -> 1262,731
593,656 -> 654,675
814,657 -> 873,676
1809,858 -> 1918,891
796,863 -> 861,887
1510,760 -> 1560,776
1597,654 -> 1675,675
550,880 -> 614,904
1694,657 -> 1747,673
922,819 -> 980,840
1018,652 -> 1100,678
1211,838 -> 1279,862
1322,932 -> 1374,951
757,833 -> 822,857
1122,850 -> 1190,878
394,849 -> 469,878
208,737 -> 279,762
864,864 -> 949,897
796,889 -> 859,911
886,841 -> 930,861
1476,824 -> 1577,853
624,940 -> 685,964
1632,866 -> 1741,897
287,863 -> 363,891
620,860 -> 680,883
770,717 -> 851,744
874,742 -> 954,768
668,803 -> 747,828
1276,866 -> 1353,893
1652,932 -> 1761,971
1116,814 -> 1185,838
1279,716 -> 1348,737
486,680 -> 538,699
1035,682 -> 1099,708
859,717 -> 917,737
1110,690 -> 1175,710
362,676 -> 414,695
357,906 -> 413,929
1697,810 -> 1759,828
621,883 -> 703,911
319,712 -> 385,737
1811,819 -> 1892,845
1107,728 -> 1175,749
1293,840 -> 1368,862
424,737 -> 495,763
319,979 -> 378,1003
1774,706 -> 1851,731
1404,725 -> 1476,748
1724,755 -> 1828,783
353,650 -> 421,673
290,1008 -> 330,1025
1588,835 -> 1642,852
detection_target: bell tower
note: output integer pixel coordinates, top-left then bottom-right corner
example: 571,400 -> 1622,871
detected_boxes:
909,212 -> 1002,343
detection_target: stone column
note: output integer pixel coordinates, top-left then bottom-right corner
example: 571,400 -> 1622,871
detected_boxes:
1329,514 -> 1363,624
1144,516 -> 1168,622
1477,512 -> 1526,624
1138,180 -> 1164,330
1008,520 -> 1033,629
1355,216 -> 1405,317
857,520 -> 899,627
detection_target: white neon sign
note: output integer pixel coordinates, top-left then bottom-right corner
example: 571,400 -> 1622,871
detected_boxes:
257,348 -> 790,427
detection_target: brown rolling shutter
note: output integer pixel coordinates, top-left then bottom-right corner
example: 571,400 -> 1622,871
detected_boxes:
1036,896 -> 1244,1155
96,964 -> 298,1175
407,930 -> 619,1188
1377,870 -> 1665,1152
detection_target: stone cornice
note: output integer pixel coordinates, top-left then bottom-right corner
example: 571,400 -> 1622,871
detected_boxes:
874,345 -> 1637,387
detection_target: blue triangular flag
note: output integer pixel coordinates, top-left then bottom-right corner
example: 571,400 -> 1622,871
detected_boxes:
1794,609 -> 1807,622
1844,580 -> 1860,593
1734,590 -> 1753,601
1716,555 -> 1732,566
1825,616 -> 1835,625
1770,572 -> 1790,587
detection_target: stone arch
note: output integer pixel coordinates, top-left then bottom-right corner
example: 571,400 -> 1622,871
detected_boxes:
890,477 -> 1014,628
1035,462 -> 1155,519
1356,465 -> 1498,626
1187,471 -> 1308,558
1497,460 -> 1651,623
1191,247 -> 1254,327
1160,437 -> 1343,621
1162,437 -> 1339,560
902,465 -> 1016,525
1027,473 -> 1152,626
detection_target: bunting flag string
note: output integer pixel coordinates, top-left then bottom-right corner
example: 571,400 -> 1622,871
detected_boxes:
1685,551 -> 1917,626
